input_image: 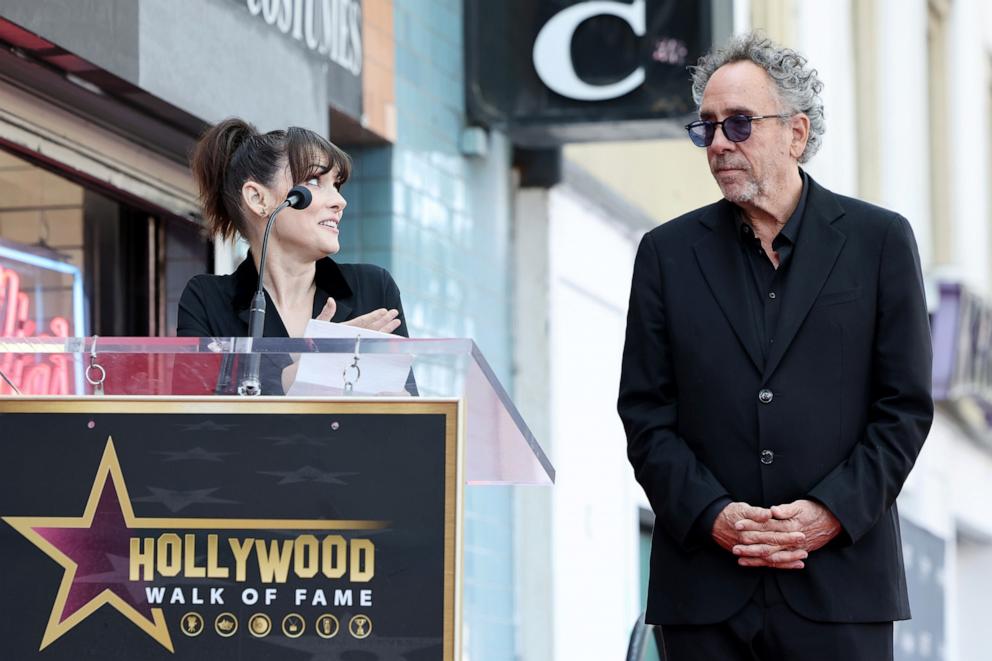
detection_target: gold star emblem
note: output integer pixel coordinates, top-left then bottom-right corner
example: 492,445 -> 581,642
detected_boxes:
3,438 -> 173,651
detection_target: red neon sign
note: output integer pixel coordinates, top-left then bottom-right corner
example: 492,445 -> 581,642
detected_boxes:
0,264 -> 72,395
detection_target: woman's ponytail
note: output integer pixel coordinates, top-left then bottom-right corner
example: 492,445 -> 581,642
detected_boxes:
190,118 -> 257,239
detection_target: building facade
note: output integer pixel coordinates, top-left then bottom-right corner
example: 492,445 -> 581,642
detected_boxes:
0,2 -> 518,658
520,1 -> 992,660
4,1 -> 991,660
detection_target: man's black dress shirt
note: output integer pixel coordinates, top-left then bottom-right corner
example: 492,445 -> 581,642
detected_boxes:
694,171 -> 810,542
736,170 -> 809,359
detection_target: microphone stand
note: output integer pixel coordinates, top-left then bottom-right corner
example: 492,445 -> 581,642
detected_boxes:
237,200 -> 292,396
237,185 -> 313,396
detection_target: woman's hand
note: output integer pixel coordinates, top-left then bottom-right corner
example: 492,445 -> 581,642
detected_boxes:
317,298 -> 402,334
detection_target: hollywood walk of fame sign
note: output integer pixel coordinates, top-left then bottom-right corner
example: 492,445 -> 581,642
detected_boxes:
0,398 -> 459,660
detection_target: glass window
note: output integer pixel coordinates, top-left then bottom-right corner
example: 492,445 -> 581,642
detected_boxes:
0,147 -> 209,338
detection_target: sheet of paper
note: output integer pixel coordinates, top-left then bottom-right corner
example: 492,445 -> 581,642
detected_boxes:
286,319 -> 413,396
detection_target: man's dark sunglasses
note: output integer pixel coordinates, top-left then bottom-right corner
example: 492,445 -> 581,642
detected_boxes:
685,114 -> 792,147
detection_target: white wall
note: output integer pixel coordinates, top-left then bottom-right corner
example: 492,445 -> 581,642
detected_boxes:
545,179 -> 648,661
948,0 -> 992,295
795,0 -> 859,196
877,0 -> 933,261
955,534 -> 992,660
512,187 -> 554,661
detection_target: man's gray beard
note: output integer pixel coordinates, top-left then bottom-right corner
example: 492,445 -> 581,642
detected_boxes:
721,178 -> 761,204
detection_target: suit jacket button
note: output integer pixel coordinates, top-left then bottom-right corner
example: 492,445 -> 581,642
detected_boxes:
760,450 -> 775,465
758,389 -> 774,404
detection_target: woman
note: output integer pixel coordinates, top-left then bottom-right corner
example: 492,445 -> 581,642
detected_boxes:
177,118 -> 409,392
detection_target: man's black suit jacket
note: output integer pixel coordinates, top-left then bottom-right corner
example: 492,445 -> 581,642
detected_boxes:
618,175 -> 933,625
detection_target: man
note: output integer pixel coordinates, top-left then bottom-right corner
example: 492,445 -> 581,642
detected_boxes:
617,33 -> 933,660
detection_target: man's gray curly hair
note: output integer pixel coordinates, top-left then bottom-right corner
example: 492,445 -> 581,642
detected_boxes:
689,32 -> 825,163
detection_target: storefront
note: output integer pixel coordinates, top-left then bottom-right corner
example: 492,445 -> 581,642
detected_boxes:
0,0 -> 394,344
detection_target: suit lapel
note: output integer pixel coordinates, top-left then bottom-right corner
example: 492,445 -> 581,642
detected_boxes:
762,180 -> 847,379
693,201 -> 764,373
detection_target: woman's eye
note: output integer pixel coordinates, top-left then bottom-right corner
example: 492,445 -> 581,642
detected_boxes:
306,177 -> 321,187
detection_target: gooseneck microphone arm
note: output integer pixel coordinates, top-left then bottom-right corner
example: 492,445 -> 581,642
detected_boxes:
238,184 -> 314,396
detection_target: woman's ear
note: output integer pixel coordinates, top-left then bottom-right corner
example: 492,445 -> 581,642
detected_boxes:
241,180 -> 270,218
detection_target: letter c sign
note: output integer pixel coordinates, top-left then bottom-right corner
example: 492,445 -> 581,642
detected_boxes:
532,0 -> 646,101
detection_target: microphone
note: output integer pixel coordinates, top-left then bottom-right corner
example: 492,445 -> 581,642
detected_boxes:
286,184 -> 312,210
237,185 -> 314,396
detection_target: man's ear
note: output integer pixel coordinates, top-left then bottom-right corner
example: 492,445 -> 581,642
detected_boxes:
789,113 -> 811,160
241,180 -> 269,217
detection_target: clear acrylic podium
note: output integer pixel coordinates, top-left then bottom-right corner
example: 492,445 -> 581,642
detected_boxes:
0,336 -> 553,660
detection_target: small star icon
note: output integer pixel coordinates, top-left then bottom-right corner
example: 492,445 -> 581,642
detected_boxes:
132,487 -> 239,513
151,447 -> 235,462
263,433 -> 325,447
258,466 -> 357,485
176,421 -> 238,432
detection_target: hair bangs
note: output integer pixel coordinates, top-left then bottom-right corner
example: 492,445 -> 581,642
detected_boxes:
285,127 -> 352,187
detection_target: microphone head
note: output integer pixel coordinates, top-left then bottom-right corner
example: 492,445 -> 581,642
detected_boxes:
286,185 -> 313,210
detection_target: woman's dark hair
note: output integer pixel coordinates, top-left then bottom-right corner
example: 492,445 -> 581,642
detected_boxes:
190,118 -> 352,239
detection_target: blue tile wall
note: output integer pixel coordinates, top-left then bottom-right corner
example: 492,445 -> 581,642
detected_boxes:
334,2 -> 516,659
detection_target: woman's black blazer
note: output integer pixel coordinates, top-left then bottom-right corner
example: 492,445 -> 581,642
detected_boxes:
177,254 -> 409,339
176,255 -> 411,395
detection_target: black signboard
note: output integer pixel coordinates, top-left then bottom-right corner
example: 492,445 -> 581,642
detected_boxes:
0,399 -> 458,660
465,0 -> 716,145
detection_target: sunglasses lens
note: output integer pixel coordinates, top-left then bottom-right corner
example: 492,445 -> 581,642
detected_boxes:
723,115 -> 752,142
687,123 -> 712,147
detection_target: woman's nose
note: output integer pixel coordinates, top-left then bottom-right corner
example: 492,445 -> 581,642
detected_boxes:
328,188 -> 347,211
